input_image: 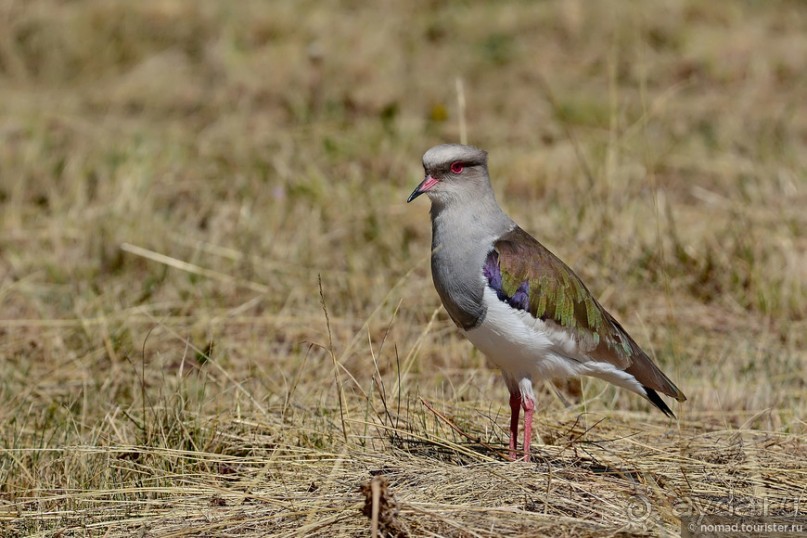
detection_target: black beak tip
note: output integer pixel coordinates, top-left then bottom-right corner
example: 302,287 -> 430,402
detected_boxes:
408,175 -> 436,203
406,188 -> 422,203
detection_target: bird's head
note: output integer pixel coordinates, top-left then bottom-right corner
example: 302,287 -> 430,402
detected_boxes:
407,144 -> 489,204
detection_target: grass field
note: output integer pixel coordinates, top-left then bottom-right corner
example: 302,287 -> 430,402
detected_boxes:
1,1 -> 806,536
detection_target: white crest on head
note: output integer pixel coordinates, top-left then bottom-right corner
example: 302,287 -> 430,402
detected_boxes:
422,144 -> 487,171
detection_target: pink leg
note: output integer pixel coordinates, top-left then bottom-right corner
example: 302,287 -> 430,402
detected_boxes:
522,397 -> 535,462
508,393 -> 521,460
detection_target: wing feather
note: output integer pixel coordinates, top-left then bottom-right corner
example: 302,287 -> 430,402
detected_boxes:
486,227 -> 686,403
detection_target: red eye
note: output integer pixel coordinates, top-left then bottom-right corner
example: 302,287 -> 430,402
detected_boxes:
450,161 -> 464,174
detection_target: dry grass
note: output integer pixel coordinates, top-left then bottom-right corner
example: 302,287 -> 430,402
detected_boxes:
1,0 -> 806,536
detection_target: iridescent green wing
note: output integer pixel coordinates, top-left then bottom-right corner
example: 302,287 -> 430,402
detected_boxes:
488,227 -> 686,404
490,227 -> 632,367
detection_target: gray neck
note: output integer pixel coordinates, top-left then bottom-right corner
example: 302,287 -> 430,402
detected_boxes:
429,189 -> 514,329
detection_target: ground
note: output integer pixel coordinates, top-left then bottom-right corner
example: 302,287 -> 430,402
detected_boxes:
1,1 -> 805,536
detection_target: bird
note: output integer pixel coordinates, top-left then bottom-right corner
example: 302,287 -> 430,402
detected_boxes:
407,144 -> 686,462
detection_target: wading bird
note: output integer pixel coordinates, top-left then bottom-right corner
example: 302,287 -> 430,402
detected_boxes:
407,144 -> 685,461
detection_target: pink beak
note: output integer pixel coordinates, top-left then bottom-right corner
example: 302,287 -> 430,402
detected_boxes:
407,175 -> 439,203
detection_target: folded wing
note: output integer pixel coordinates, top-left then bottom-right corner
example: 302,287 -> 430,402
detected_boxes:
485,227 -> 686,413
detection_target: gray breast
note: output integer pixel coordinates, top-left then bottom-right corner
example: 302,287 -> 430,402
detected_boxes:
426,194 -> 515,331
430,246 -> 486,330
429,214 -> 493,330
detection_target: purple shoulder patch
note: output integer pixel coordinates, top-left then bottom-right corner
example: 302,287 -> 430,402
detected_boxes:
483,250 -> 531,311
483,251 -> 508,302
508,280 -> 530,311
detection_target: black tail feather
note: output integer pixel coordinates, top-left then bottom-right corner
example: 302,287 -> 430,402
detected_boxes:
644,386 -> 676,418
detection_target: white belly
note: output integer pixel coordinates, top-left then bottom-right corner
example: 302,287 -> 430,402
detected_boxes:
465,287 -> 585,381
465,287 -> 645,397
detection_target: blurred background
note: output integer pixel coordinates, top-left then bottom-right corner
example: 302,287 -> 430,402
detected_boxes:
1,1 -> 805,536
